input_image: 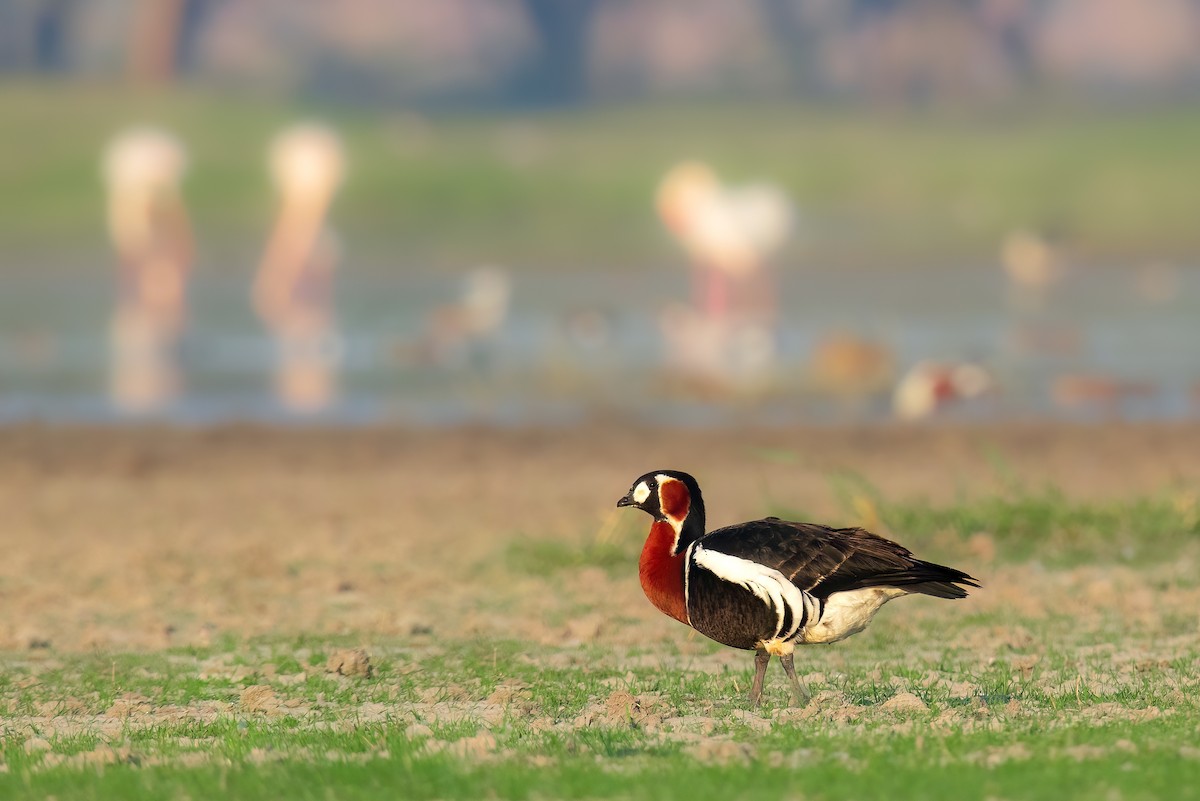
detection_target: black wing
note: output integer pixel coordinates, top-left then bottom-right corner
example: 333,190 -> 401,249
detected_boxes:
698,517 -> 979,599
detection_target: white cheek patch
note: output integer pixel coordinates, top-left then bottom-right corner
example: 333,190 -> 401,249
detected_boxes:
632,482 -> 651,505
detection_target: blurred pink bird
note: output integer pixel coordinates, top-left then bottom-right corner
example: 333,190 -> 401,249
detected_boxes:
656,162 -> 792,322
655,162 -> 792,387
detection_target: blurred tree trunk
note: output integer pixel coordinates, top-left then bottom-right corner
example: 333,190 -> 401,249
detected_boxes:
0,0 -> 18,69
128,0 -> 184,84
128,0 -> 217,84
758,0 -> 823,95
852,0 -> 903,19
517,0 -> 599,105
0,0 -> 77,71
32,0 -> 76,71
176,0 -> 220,74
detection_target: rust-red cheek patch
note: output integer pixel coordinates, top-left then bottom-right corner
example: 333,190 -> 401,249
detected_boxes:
659,479 -> 690,521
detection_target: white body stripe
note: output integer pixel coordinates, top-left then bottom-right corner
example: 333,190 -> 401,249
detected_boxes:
682,542 -> 696,625
692,545 -> 820,642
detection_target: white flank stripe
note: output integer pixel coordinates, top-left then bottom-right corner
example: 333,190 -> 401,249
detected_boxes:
692,546 -> 817,641
682,542 -> 696,625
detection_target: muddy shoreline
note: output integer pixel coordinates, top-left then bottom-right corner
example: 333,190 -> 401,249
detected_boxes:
2,420 -> 1196,497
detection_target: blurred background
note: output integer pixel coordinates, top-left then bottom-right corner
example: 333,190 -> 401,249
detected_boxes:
1,0 -> 1199,427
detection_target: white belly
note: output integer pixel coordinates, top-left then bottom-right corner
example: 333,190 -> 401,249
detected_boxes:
801,586 -> 907,644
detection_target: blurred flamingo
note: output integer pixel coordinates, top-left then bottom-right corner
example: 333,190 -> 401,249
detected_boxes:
656,162 -> 792,323
656,162 -> 792,386
102,126 -> 193,411
254,122 -> 345,412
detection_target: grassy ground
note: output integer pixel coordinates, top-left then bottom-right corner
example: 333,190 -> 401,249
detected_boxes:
2,82 -> 1200,268
3,619 -> 1200,800
0,424 -> 1198,798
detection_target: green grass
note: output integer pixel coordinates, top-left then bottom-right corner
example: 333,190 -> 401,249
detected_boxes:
2,630 -> 1198,800
10,723 -> 1200,801
3,81 -> 1200,268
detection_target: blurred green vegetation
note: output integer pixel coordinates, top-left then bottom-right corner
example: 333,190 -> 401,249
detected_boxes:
2,82 -> 1199,269
507,488 -> 1200,575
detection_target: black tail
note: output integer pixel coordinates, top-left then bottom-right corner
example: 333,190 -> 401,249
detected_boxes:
897,560 -> 980,599
844,560 -> 980,599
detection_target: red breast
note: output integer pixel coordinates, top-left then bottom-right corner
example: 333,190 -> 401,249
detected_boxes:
638,520 -> 688,624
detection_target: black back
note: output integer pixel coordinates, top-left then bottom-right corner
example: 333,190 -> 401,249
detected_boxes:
699,517 -> 979,599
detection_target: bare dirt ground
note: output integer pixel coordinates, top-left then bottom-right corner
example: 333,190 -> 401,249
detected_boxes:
0,421 -> 1197,653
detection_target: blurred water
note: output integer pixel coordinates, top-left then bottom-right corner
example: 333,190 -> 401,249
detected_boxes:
1,263 -> 1198,427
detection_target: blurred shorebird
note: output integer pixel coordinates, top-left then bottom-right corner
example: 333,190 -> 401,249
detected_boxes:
892,360 -> 995,421
428,265 -> 511,368
1001,228 -> 1063,313
1134,261 -> 1181,305
809,333 -> 896,400
1000,227 -> 1081,367
394,265 -> 512,371
617,470 -> 978,705
254,122 -> 345,412
102,126 -> 193,411
1051,373 -> 1156,416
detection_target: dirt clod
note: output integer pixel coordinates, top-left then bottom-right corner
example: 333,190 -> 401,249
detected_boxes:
23,737 -> 51,754
405,723 -> 433,739
881,692 -> 928,712
106,693 -> 153,718
684,738 -> 754,764
240,685 -> 280,715
427,732 -> 499,760
326,648 -> 373,678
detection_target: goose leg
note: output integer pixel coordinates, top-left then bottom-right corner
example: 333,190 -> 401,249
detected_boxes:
749,647 -> 771,706
779,652 -> 810,705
